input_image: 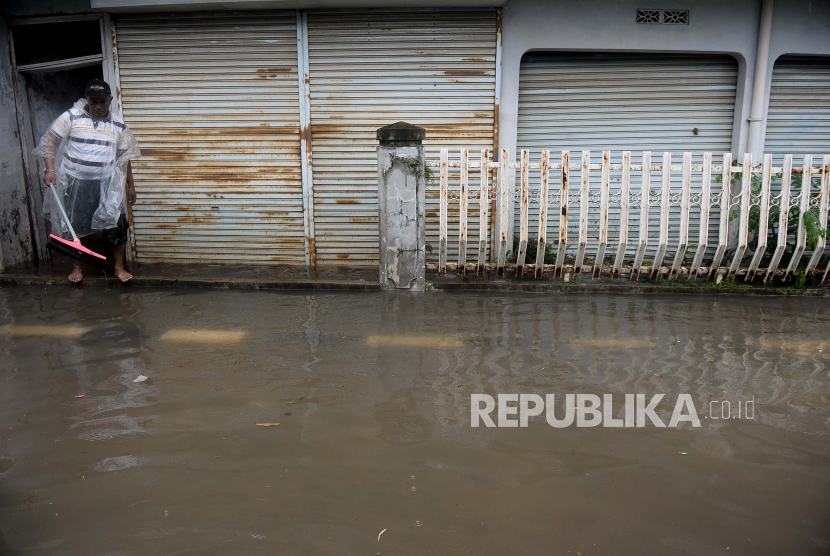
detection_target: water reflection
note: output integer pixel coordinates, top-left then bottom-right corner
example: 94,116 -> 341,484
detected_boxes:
0,288 -> 829,554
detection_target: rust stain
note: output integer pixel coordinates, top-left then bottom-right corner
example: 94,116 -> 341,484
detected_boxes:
336,199 -> 359,204
153,224 -> 180,229
442,70 -> 488,76
463,57 -> 486,62
336,254 -> 349,259
176,217 -> 212,223
257,67 -> 291,73
139,148 -> 184,159
255,74 -> 278,79
163,127 -> 297,136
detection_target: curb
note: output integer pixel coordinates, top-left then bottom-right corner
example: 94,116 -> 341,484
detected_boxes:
427,280 -> 830,296
0,274 -> 380,291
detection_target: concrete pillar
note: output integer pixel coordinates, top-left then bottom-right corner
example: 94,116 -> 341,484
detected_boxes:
377,122 -> 426,291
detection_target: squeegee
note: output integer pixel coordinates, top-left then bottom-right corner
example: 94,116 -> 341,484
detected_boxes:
45,183 -> 107,269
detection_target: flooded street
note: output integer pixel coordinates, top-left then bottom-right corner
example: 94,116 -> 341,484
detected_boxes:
1,287 -> 830,555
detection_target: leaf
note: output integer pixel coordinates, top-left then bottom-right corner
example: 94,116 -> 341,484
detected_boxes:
378,528 -> 387,541
256,423 -> 280,427
287,396 -> 305,405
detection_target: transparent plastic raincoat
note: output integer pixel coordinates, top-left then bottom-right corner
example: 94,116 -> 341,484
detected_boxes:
33,98 -> 141,239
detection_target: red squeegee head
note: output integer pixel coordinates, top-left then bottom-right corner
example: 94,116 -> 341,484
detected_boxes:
46,234 -> 107,269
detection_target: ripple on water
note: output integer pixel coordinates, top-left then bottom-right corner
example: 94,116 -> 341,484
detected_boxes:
93,455 -> 146,472
129,522 -> 183,539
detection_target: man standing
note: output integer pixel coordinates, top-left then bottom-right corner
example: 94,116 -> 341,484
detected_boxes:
39,79 -> 140,283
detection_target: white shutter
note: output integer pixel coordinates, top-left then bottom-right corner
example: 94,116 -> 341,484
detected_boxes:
306,9 -> 498,265
116,12 -> 306,263
765,56 -> 830,159
516,52 -> 738,261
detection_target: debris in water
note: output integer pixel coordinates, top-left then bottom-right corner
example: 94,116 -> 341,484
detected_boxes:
287,396 -> 305,405
133,375 -> 148,383
679,452 -> 688,455
378,528 -> 387,541
654,373 -> 662,378
256,423 -> 280,427
284,412 -> 292,416
75,394 -> 84,398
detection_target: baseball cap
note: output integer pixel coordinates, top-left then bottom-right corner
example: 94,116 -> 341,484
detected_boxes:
85,79 -> 112,98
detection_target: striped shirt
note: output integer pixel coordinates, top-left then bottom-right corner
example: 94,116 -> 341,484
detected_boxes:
50,104 -> 132,181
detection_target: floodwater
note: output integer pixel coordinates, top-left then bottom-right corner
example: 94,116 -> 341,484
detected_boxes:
1,287 -> 830,555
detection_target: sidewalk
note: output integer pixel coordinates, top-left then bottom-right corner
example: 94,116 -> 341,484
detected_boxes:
0,261 -> 379,291
2,261 -> 829,296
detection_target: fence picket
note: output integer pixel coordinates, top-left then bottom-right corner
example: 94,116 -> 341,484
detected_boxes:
728,154 -> 753,281
516,149 -> 530,277
689,152 -> 712,281
438,148 -> 448,275
807,155 -> 830,278
765,155 -> 792,283
477,149 -> 488,276
612,151 -> 631,278
746,154 -> 772,281
631,151 -> 651,281
669,152 -> 692,280
554,150 -> 570,278
497,148 -> 509,276
784,155 -> 812,282
650,151 -> 672,280
535,150 -> 550,278
457,148 -> 468,276
574,151 -> 591,276
593,151 -> 611,278
708,153 -> 732,281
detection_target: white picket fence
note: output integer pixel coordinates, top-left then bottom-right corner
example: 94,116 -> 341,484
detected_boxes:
425,149 -> 830,283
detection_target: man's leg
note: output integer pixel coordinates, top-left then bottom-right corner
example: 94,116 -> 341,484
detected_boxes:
113,242 -> 132,282
104,214 -> 132,282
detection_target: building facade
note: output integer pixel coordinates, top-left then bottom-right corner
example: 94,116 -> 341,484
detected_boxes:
1,0 -> 828,269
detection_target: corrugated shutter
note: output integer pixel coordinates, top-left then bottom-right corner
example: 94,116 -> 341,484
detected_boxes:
116,12 -> 305,263
765,56 -> 830,159
306,9 -> 497,265
516,52 -> 738,260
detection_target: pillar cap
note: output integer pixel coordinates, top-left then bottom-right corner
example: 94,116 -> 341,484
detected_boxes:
377,121 -> 426,143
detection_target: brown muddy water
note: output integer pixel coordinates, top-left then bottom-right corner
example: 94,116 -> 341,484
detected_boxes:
1,287 -> 829,555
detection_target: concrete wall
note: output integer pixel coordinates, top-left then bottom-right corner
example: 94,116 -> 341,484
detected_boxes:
3,0 -> 93,18
0,18 -> 34,268
758,0 -> 830,150
498,0 -> 760,163
498,0 -> 830,164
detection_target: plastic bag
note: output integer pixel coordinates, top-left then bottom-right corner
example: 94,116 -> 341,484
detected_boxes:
33,98 -> 140,239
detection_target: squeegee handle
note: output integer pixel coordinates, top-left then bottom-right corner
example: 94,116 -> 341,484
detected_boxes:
49,183 -> 79,242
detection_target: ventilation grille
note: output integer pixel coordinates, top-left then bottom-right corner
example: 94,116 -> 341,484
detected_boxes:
635,9 -> 661,23
636,9 -> 689,25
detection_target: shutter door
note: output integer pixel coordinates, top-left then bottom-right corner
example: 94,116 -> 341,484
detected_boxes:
516,52 -> 738,260
116,12 -> 305,263
765,56 -> 830,158
307,9 -> 498,265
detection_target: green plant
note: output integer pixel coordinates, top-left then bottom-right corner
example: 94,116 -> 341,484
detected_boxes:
717,162 -> 826,270
505,235 -> 555,265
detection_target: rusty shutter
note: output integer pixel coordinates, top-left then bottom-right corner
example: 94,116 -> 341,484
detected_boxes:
306,9 -> 498,266
115,12 -> 306,263
516,52 -> 738,259
765,56 -> 830,159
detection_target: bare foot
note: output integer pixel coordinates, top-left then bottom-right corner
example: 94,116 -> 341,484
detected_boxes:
115,266 -> 133,283
68,266 -> 83,283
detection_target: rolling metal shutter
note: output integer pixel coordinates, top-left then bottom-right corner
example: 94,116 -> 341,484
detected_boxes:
306,9 -> 498,265
516,52 -> 738,260
115,12 -> 306,263
765,56 -> 830,159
